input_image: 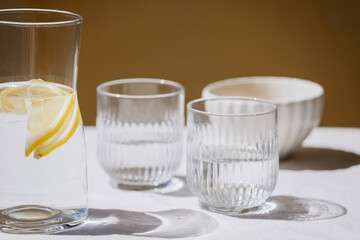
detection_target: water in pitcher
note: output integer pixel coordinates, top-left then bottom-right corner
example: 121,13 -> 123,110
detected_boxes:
0,80 -> 87,233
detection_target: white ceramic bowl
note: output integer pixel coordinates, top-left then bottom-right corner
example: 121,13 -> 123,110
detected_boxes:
202,76 -> 324,159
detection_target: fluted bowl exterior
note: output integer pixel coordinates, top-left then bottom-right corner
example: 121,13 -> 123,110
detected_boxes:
202,77 -> 324,159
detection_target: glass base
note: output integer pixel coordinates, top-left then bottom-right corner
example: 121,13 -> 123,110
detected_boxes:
201,201 -> 269,216
0,205 -> 87,234
111,178 -> 172,190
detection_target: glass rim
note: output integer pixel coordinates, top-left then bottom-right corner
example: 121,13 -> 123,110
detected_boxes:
97,78 -> 184,99
187,97 -> 277,117
0,8 -> 82,27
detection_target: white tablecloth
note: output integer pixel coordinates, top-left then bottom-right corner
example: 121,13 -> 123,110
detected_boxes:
2,127 -> 360,239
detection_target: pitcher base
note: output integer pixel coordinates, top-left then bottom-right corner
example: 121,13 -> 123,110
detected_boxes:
0,205 -> 87,234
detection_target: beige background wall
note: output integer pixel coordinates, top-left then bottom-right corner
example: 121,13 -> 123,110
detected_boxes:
2,0 -> 360,126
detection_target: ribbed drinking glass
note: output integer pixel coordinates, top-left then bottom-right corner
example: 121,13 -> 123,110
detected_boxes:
187,97 -> 278,214
97,78 -> 184,189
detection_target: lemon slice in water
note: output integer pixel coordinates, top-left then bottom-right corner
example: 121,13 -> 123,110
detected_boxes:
25,92 -> 75,157
0,87 -> 28,114
0,79 -> 80,159
33,94 -> 80,159
0,79 -> 67,114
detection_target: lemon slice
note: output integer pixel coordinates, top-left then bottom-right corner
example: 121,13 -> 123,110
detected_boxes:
0,79 -> 79,159
0,79 -> 66,114
29,79 -> 69,96
25,91 -> 75,157
0,87 -> 28,114
24,80 -> 76,158
33,94 -> 80,159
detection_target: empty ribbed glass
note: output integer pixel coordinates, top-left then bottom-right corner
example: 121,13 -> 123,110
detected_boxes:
186,97 -> 278,214
97,79 -> 184,189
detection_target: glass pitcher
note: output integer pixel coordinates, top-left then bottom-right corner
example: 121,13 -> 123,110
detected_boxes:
0,9 -> 88,233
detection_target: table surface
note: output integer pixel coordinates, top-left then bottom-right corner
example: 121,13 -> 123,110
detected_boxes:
1,127 -> 360,240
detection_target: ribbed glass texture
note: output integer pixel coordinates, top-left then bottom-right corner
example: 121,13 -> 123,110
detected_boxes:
97,79 -> 184,189
187,97 -> 278,213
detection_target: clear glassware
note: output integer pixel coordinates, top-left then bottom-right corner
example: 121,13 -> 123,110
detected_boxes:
186,97 -> 278,214
97,78 -> 184,189
0,9 -> 88,233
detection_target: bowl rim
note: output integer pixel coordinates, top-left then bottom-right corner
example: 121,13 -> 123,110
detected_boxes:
202,76 -> 324,104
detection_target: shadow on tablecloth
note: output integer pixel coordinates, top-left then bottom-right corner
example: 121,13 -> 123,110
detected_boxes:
280,147 -> 360,170
61,208 -> 218,238
151,176 -> 193,197
232,195 -> 347,221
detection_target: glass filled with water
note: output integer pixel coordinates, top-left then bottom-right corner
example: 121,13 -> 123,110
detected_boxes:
97,78 -> 184,189
187,97 -> 278,214
0,9 -> 88,233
